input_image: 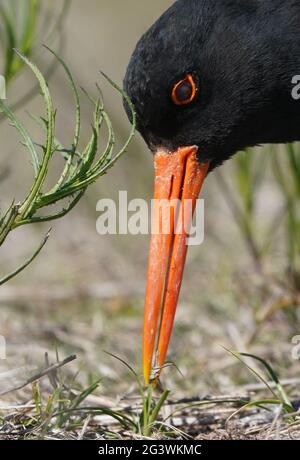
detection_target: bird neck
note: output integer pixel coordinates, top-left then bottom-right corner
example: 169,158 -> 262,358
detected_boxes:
255,4 -> 300,145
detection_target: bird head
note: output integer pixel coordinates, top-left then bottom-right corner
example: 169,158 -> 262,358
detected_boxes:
123,0 -> 300,384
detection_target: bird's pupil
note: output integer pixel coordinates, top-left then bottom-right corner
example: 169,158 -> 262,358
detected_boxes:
176,80 -> 193,102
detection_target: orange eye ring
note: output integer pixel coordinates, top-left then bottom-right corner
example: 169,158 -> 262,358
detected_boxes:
171,74 -> 197,106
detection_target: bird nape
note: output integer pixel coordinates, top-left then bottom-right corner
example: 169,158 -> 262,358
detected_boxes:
123,0 -> 300,385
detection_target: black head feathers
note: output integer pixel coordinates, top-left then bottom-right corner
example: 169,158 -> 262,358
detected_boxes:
124,0 -> 300,169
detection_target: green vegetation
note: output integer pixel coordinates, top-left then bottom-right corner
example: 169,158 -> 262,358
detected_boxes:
1,350 -> 298,440
0,48 -> 135,285
0,0 -> 299,441
0,0 -> 70,115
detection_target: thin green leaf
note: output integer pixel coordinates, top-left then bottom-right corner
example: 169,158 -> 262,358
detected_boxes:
0,99 -> 40,175
0,229 -> 51,286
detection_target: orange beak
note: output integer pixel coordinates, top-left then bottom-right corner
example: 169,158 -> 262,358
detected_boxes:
143,146 -> 210,384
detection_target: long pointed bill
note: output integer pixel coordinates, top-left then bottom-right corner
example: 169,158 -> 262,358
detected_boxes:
143,146 -> 210,384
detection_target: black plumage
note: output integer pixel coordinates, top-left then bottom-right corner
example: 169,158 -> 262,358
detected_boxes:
124,0 -> 300,170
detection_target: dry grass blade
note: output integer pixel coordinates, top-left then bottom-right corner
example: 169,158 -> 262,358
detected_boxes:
0,354 -> 76,396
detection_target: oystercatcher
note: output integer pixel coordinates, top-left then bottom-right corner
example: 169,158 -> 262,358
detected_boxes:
123,0 -> 300,384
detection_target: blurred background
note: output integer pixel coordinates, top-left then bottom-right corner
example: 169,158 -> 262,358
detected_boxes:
0,0 -> 299,400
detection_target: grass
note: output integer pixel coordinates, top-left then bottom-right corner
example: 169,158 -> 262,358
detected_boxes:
272,143 -> 300,287
225,350 -> 295,414
0,350 -> 171,439
0,0 -> 70,115
0,48 -> 135,285
1,348 -> 299,440
0,0 -> 41,84
103,352 -> 170,437
216,143 -> 300,343
217,144 -> 300,281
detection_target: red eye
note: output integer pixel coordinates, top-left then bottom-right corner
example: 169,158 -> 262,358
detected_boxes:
171,74 -> 197,106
